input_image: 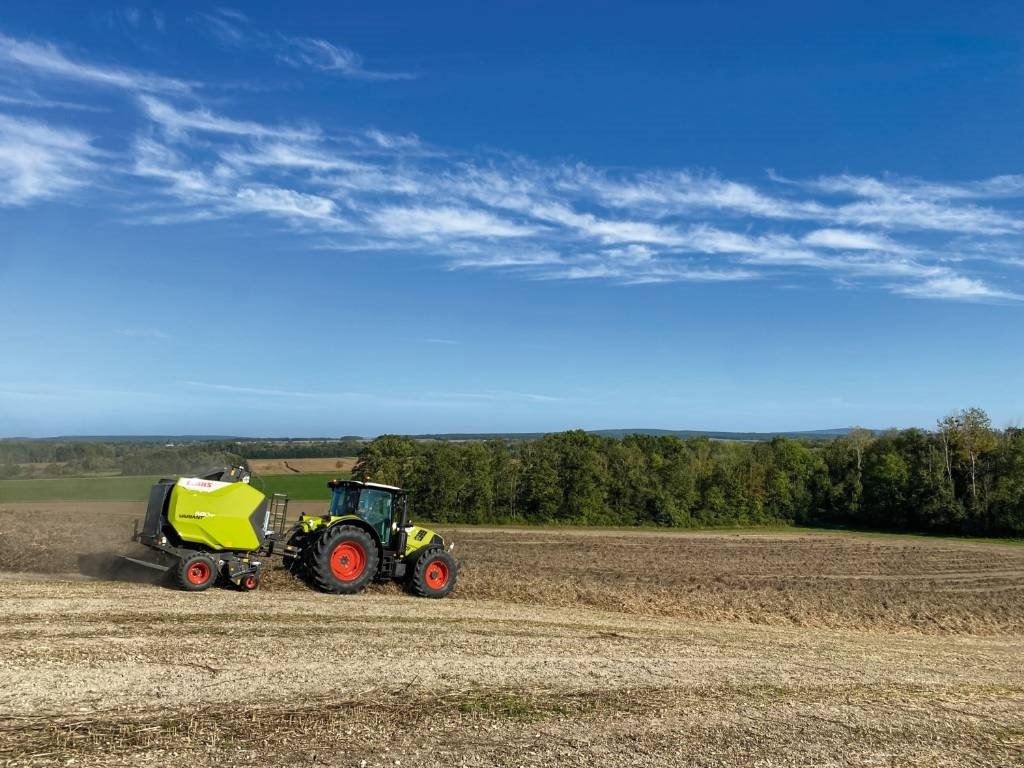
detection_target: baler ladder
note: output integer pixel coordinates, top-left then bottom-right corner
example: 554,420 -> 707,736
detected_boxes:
267,493 -> 290,535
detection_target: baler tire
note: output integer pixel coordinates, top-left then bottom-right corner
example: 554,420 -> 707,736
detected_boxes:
408,548 -> 457,598
239,573 -> 260,591
309,525 -> 378,595
175,552 -> 219,592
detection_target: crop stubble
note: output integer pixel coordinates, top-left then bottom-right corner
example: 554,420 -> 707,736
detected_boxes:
1,501 -> 1022,767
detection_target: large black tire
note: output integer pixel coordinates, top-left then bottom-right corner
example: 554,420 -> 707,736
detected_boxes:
309,524 -> 379,594
408,548 -> 457,598
174,552 -> 219,592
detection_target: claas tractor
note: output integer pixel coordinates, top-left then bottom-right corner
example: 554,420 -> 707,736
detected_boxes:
130,466 -> 457,597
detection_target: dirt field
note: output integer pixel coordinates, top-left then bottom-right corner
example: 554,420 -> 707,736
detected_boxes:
2,501 -> 1023,767
246,457 -> 357,474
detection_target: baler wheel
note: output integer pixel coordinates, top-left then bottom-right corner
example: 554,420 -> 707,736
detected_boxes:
239,573 -> 260,591
174,553 -> 218,592
309,525 -> 378,594
408,548 -> 457,598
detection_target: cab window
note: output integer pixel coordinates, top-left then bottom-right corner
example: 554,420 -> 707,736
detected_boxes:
358,489 -> 393,544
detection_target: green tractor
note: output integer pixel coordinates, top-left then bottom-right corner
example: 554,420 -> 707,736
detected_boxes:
131,466 -> 457,597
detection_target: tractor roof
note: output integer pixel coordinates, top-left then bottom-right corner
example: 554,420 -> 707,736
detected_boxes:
328,478 -> 402,492
361,481 -> 401,491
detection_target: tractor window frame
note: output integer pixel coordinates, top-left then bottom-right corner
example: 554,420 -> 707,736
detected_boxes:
357,489 -> 394,545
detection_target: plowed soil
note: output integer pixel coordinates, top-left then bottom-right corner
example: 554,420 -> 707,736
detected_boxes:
246,457 -> 357,474
1,500 -> 1022,767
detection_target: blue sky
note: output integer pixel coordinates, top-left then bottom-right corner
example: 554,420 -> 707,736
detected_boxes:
1,1 -> 1023,437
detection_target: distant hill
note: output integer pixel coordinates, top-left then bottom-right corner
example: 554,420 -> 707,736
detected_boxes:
3,429 -> 859,443
405,428 -> 857,442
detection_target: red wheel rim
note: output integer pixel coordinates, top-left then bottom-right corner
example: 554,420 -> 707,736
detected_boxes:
424,559 -> 449,590
330,541 -> 366,581
187,561 -> 211,585
243,575 -> 257,590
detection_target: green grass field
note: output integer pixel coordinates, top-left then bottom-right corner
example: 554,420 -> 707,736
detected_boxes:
0,475 -> 163,502
0,472 -> 349,503
254,472 -> 348,500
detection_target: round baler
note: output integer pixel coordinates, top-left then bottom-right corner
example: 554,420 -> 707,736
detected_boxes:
131,467 -> 457,596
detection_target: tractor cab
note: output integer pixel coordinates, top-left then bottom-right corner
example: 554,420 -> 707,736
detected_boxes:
325,479 -> 407,548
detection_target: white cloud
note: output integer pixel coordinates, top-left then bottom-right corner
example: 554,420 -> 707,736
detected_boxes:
183,380 -> 321,398
279,37 -> 414,81
369,206 -> 536,239
0,90 -> 107,112
233,185 -> 341,225
3,32 -> 1021,304
528,201 -> 686,245
365,128 -> 421,150
447,248 -> 563,269
894,276 -> 1021,302
195,11 -> 247,45
579,168 -> 824,220
802,228 -> 906,251
221,142 -> 365,172
0,32 -> 191,94
138,96 -> 318,141
0,113 -> 102,205
833,198 -> 1020,235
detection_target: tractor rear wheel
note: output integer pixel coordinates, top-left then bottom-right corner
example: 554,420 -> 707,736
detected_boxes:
408,548 -> 457,598
309,525 -> 378,594
175,552 -> 218,592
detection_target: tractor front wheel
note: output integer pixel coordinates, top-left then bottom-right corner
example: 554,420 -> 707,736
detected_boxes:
175,552 -> 219,592
408,548 -> 457,598
309,525 -> 379,594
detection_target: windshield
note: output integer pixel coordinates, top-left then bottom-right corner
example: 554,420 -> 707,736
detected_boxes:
328,487 -> 359,517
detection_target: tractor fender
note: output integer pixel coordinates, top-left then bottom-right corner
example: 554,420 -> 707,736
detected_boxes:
324,517 -> 383,554
403,534 -> 445,566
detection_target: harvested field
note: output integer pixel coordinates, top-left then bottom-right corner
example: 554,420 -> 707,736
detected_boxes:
247,457 -> 357,474
1,500 -> 1022,766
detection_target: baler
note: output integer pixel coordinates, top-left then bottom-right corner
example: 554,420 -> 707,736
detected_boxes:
132,466 -> 457,597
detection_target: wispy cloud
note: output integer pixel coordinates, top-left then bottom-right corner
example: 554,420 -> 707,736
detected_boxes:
183,380 -> 321,398
892,275 -> 1022,302
0,32 -> 191,94
802,228 -> 909,252
0,113 -> 103,205
369,206 -> 536,239
427,390 -> 565,403
365,128 -> 421,150
0,90 -> 108,112
193,10 -> 412,81
233,185 -> 344,226
3,30 -> 1024,303
278,37 -> 414,81
138,96 -> 317,141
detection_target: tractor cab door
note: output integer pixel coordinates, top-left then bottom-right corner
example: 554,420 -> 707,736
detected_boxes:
356,489 -> 395,547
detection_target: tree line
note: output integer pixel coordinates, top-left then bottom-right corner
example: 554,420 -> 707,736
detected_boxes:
354,408 -> 1023,537
0,438 -> 367,478
0,440 -> 245,479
